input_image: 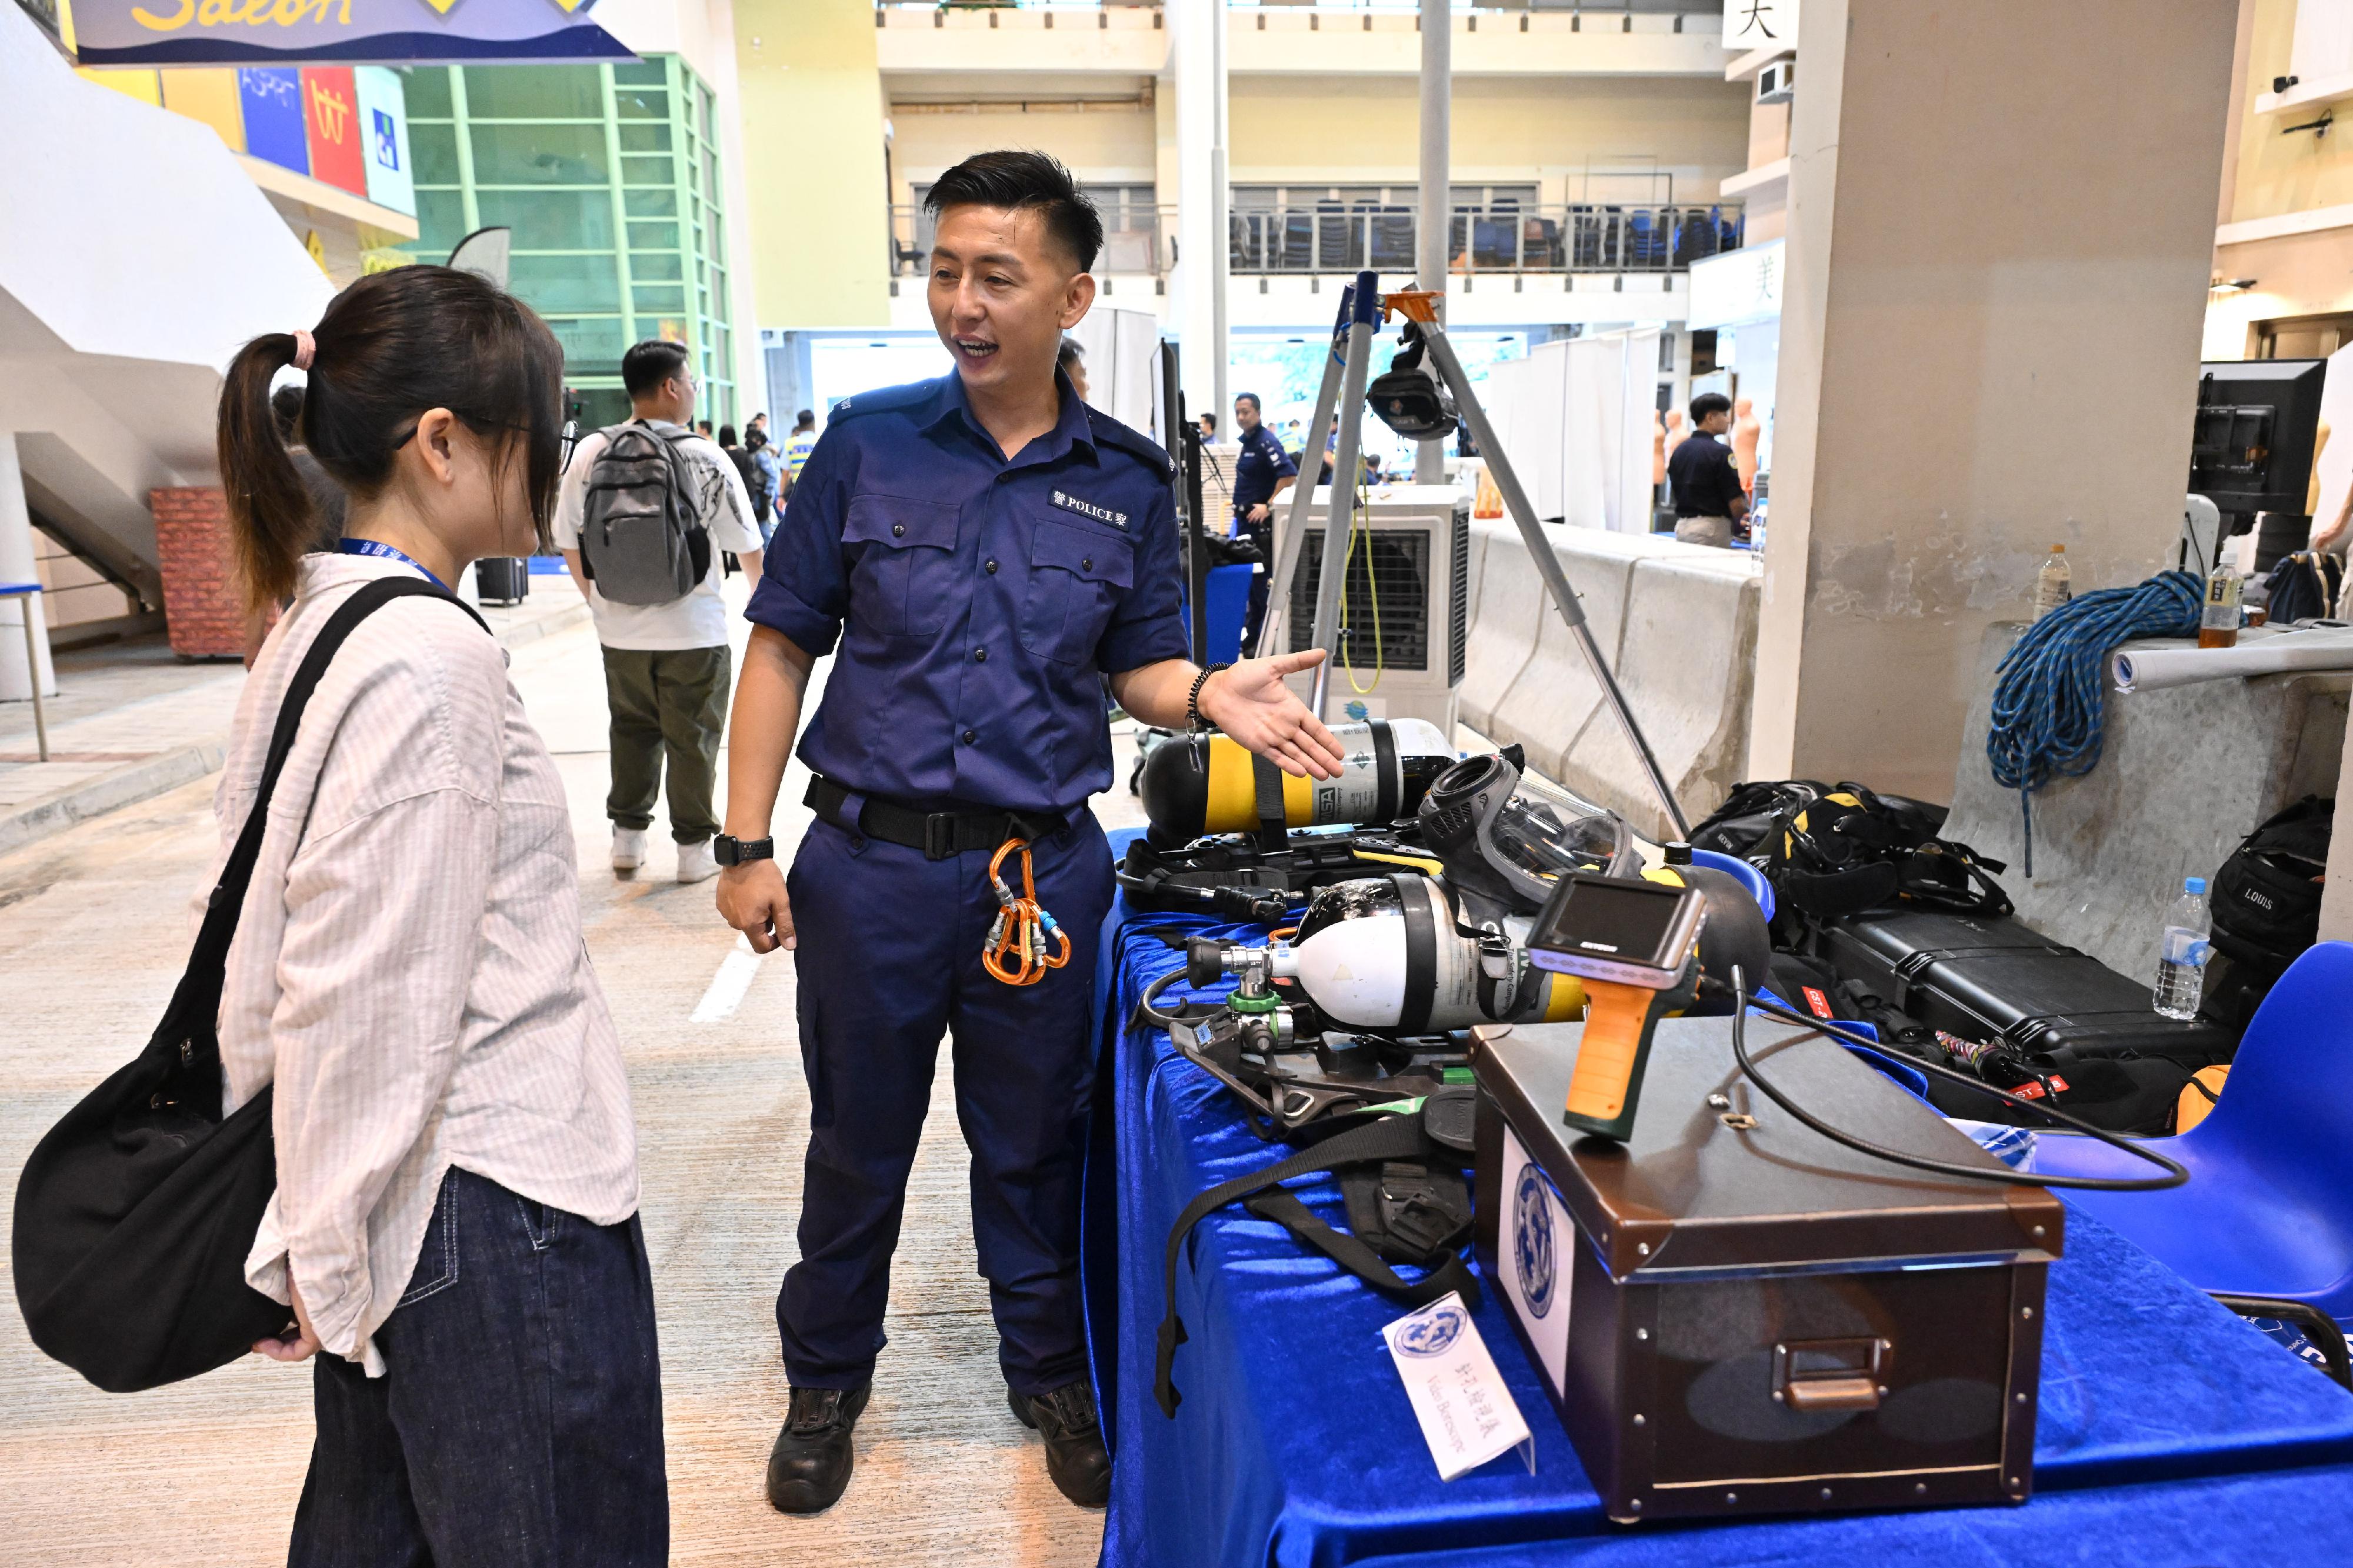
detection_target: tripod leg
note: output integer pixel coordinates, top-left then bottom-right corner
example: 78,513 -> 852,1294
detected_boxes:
1308,272 -> 1384,721
1418,324 -> 1694,840
1262,321 -> 1348,658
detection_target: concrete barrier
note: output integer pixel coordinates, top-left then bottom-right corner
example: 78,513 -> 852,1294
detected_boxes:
1562,548 -> 1762,839
1456,518 -> 1541,736
1944,623 -> 2348,979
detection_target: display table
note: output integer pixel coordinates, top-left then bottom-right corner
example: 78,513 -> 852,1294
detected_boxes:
1083,865 -> 2353,1567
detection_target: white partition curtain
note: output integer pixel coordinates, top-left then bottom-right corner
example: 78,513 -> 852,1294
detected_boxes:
1066,304 -> 1163,434
1475,328 -> 1660,532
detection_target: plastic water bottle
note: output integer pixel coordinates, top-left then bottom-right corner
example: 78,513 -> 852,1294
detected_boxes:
2152,877 -> 2211,1020
2032,545 -> 2072,619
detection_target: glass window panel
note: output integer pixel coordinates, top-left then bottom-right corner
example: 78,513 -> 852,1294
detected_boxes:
617,122 -> 672,154
631,251 -> 684,282
568,385 -> 634,430
615,85 -> 669,121
402,66 -> 452,119
632,283 -> 685,312
710,265 -> 726,307
623,187 -> 678,218
708,218 -> 725,266
612,60 -> 665,87
541,316 -> 627,377
701,86 -> 716,128
622,155 -> 674,187
469,124 -> 608,185
410,122 -> 460,188
462,64 -> 603,120
475,189 -> 613,252
508,254 -> 623,315
628,221 -> 678,251
409,189 -> 467,256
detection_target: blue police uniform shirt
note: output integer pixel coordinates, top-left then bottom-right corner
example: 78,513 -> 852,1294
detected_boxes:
746,372 -> 1191,815
1229,422 -> 1298,518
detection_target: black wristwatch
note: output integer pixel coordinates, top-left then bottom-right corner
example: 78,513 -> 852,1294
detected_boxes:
713,834 -> 774,868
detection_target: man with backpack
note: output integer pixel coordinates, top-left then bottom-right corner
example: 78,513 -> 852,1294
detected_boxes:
555,339 -> 766,884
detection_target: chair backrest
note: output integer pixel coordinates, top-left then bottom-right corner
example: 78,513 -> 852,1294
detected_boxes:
2185,942 -> 2353,1186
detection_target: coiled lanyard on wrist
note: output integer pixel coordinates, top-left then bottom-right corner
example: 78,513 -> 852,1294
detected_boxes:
984,836 -> 1072,986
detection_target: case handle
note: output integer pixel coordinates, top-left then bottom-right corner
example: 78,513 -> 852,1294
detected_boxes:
1772,1336 -> 1890,1412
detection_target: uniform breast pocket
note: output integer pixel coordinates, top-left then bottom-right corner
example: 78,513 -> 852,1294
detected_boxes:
845,494 -> 962,638
1019,518 -> 1134,666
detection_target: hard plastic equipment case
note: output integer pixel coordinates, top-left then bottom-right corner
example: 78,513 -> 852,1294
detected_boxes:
1814,909 -> 2235,1065
474,556 -> 529,606
1471,1016 -> 2062,1524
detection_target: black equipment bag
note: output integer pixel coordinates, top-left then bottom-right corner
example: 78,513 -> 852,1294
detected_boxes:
11,578 -> 488,1392
2203,795 -> 2332,1031
1692,779 -> 2011,932
1814,908 -> 2237,1068
1914,1046 -> 2194,1136
1155,1090 -> 1478,1417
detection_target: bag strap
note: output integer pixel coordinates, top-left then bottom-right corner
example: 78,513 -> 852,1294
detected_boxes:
170,579 -> 489,1029
1154,1111 -> 1439,1417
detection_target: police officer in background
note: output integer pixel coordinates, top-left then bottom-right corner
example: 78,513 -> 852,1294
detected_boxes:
1229,390 -> 1298,654
1667,390 -> 1749,548
714,151 -> 1347,1517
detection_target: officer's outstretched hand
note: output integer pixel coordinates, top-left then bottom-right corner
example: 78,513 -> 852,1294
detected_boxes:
1201,650 -> 1350,781
718,859 -> 795,953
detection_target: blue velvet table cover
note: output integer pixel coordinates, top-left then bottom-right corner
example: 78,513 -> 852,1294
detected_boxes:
1085,889 -> 2353,1568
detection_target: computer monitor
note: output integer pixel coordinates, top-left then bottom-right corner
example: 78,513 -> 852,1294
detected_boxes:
2189,358 -> 2327,517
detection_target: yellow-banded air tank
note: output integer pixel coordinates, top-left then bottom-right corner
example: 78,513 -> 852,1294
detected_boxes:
1138,718 -> 1455,841
1275,872 -> 1585,1032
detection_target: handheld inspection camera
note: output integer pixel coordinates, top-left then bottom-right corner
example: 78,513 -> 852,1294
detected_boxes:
1524,872 -> 1708,1141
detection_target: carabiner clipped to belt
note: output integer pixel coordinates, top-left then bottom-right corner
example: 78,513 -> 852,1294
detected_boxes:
985,835 -> 1072,987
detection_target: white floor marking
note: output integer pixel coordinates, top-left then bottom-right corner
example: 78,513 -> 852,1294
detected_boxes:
691,933 -> 764,1023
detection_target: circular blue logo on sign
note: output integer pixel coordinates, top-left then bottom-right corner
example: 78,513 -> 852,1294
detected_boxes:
1514,1163 -> 1557,1319
1396,1302 -> 1467,1359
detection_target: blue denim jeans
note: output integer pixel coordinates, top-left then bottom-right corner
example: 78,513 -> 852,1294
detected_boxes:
287,1167 -> 667,1567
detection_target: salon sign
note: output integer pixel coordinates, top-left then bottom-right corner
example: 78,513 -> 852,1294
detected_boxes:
69,0 -> 633,67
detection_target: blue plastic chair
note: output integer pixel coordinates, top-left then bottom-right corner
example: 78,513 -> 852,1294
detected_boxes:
2028,941 -> 2353,1321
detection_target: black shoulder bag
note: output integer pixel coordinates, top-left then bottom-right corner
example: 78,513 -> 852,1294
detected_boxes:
12,578 -> 486,1392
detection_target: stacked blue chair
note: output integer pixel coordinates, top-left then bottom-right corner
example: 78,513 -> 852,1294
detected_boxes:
2029,941 -> 2353,1322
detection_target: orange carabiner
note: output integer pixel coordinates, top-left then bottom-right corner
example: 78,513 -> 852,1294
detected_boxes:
984,836 -> 1073,987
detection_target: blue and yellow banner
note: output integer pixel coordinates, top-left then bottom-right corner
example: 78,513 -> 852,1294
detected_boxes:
69,0 -> 632,68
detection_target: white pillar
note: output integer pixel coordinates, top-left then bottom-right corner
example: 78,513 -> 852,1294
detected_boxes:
1171,0 -> 1229,422
0,433 -> 56,703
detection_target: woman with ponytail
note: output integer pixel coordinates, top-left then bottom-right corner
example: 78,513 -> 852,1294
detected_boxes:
208,266 -> 664,1564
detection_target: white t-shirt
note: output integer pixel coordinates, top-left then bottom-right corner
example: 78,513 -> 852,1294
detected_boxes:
552,419 -> 764,651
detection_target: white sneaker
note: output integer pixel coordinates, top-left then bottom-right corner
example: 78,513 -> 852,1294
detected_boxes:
676,839 -> 720,884
612,827 -> 647,873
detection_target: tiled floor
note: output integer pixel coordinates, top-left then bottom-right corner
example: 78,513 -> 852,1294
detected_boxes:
0,582 -> 1143,1564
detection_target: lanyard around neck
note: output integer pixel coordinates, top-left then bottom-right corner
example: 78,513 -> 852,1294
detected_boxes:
339,537 -> 449,592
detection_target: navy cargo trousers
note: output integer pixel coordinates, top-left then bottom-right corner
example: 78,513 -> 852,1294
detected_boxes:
778,809 -> 1115,1397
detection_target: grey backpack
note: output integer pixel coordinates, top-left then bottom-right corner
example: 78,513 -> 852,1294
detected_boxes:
579,422 -> 711,605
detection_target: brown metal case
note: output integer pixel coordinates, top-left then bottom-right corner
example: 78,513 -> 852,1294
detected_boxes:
1471,1016 -> 2064,1524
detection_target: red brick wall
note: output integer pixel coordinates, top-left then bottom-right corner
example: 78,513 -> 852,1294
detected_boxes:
150,487 -> 246,658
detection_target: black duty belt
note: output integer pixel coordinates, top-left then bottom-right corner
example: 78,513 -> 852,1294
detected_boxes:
806,775 -> 1069,861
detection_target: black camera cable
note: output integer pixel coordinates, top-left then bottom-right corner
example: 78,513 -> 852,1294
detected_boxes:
1719,966 -> 2188,1192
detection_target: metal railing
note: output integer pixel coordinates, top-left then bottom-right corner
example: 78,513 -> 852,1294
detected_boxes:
888,201 -> 1742,279
889,204 -> 1175,276
1228,202 -> 1743,275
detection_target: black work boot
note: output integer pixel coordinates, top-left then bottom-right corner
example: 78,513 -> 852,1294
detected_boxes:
1008,1379 -> 1112,1508
766,1382 -> 872,1515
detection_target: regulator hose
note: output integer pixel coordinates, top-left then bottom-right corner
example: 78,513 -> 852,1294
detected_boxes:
1984,570 -> 2202,875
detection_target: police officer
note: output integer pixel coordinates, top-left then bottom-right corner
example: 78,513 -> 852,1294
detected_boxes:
1230,390 -> 1298,654
1666,391 -> 1748,548
714,151 -> 1347,1517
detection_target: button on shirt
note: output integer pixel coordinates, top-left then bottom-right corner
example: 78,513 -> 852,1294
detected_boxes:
1230,422 -> 1298,519
746,373 -> 1190,814
1667,431 -> 1744,520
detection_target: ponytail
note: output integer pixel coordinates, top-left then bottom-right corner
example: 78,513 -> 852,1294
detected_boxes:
216,332 -> 317,614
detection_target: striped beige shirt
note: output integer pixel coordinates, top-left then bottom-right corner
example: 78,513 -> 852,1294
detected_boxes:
197,553 -> 639,1374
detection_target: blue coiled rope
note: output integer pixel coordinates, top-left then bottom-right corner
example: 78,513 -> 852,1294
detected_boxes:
1985,570 -> 2204,875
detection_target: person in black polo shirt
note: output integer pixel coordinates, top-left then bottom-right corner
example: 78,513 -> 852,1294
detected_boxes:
1667,391 -> 1748,548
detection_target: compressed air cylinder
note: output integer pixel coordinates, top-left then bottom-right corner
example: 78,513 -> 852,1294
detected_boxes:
1274,873 -> 1584,1033
1137,718 -> 1455,841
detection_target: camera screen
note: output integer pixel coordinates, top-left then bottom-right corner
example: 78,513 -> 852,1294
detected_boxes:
1531,876 -> 1687,965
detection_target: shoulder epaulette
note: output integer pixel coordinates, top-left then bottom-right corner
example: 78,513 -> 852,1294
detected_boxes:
826,377 -> 946,424
1085,406 -> 1174,481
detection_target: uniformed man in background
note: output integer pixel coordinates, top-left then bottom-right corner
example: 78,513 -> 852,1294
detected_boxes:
714,151 -> 1347,1518
1667,390 -> 1749,548
1229,390 -> 1298,654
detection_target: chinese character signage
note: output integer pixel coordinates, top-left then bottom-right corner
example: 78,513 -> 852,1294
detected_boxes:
1687,238 -> 1784,330
71,0 -> 632,68
1723,0 -> 1799,53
